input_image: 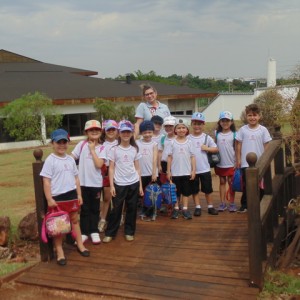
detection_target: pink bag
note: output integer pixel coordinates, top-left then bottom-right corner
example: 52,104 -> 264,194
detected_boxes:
41,207 -> 71,243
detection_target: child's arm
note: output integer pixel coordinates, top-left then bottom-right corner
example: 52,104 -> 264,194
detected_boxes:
109,160 -> 116,197
263,142 -> 270,151
157,149 -> 163,174
152,144 -> 158,182
134,159 -> 144,197
167,155 -> 172,181
74,175 -> 83,205
236,140 -> 242,168
190,156 -> 196,180
42,177 -> 57,208
88,141 -> 104,169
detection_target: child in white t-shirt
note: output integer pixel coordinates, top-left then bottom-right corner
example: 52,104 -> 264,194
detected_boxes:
167,119 -> 196,220
136,120 -> 158,219
103,120 -> 143,243
151,115 -> 164,145
40,129 -> 89,266
72,120 -> 106,245
236,104 -> 272,213
98,120 -> 119,233
214,111 -> 237,212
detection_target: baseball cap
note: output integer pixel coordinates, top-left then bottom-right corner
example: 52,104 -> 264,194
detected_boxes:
139,120 -> 154,133
103,120 -> 118,131
51,129 -> 70,142
191,112 -> 205,123
163,116 -> 177,127
84,120 -> 101,131
219,111 -> 233,120
118,120 -> 134,132
175,118 -> 189,129
151,115 -> 164,125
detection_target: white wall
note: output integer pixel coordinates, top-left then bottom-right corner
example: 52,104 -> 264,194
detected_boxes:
202,93 -> 254,122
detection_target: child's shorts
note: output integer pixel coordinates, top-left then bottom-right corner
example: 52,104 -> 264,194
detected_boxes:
103,175 -> 110,187
54,199 -> 80,214
172,175 -> 194,197
191,172 -> 213,195
214,167 -> 235,177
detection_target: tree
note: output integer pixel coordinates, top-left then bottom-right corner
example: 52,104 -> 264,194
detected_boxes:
93,98 -> 135,124
0,92 -> 62,144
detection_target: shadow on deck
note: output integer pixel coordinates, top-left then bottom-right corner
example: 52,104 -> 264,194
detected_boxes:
16,190 -> 259,300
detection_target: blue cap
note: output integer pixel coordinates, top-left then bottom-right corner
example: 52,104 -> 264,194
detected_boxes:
219,111 -> 233,120
139,120 -> 154,133
51,129 -> 70,142
118,120 -> 134,132
191,112 -> 205,123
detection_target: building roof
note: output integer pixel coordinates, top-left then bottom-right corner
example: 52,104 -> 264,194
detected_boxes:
0,49 -> 217,105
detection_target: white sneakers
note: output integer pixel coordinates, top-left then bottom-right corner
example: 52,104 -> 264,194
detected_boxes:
98,220 -> 107,233
90,233 -> 101,245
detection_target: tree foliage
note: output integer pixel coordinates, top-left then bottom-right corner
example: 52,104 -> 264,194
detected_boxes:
0,92 -> 62,143
93,98 -> 135,124
253,89 -> 286,129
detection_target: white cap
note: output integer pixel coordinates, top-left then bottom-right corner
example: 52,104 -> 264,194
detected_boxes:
163,116 -> 177,126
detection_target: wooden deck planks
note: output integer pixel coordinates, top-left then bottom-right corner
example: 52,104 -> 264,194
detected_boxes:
16,194 -> 259,299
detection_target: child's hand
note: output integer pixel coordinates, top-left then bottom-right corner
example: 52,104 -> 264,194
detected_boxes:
201,145 -> 209,152
151,174 -> 157,182
47,199 -> 57,208
88,140 -> 96,151
78,195 -> 83,206
166,173 -> 172,181
190,170 -> 196,180
110,186 -> 116,197
139,186 -> 144,197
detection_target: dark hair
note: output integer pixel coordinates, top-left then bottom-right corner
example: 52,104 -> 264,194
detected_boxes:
151,115 -> 163,125
245,103 -> 260,114
140,83 -> 157,96
99,130 -> 106,144
216,120 -> 237,134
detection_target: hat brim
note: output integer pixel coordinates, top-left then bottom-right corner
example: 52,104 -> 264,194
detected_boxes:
105,126 -> 118,131
52,135 -> 69,142
119,127 -> 133,132
85,126 -> 102,131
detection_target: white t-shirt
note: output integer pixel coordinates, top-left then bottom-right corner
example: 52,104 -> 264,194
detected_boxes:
108,145 -> 141,186
166,139 -> 195,176
160,135 -> 176,162
236,125 -> 272,168
216,131 -> 236,168
72,140 -> 106,187
188,133 -> 217,174
136,139 -> 158,177
103,140 -> 118,166
40,153 -> 78,197
152,133 -> 164,145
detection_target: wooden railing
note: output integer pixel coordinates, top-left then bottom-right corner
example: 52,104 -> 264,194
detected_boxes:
246,133 -> 300,289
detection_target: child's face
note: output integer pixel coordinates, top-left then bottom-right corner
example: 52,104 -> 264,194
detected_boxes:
175,124 -> 188,137
191,120 -> 204,134
153,122 -> 162,132
246,112 -> 261,127
164,125 -> 174,135
219,118 -> 232,130
119,130 -> 133,142
86,128 -> 101,141
52,140 -> 68,156
141,130 -> 153,142
105,128 -> 118,141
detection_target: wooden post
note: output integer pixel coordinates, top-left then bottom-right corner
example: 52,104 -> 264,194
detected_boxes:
32,149 -> 54,262
246,152 -> 263,289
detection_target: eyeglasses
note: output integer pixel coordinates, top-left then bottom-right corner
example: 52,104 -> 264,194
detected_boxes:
144,92 -> 154,96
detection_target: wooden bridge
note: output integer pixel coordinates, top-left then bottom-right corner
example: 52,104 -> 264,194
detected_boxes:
16,133 -> 300,299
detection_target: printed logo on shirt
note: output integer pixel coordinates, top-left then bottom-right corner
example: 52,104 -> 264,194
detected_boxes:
142,149 -> 150,156
149,107 -> 157,115
123,154 -> 130,162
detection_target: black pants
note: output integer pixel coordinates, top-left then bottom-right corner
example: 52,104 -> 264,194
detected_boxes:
80,186 -> 102,235
105,182 -> 140,237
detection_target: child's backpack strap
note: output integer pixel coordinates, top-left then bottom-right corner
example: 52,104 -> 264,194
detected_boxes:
41,215 -> 48,243
161,135 -> 166,149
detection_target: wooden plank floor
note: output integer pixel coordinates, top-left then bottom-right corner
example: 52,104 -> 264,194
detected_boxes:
17,191 -> 259,299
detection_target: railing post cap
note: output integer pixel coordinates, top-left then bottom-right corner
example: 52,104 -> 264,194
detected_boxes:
33,149 -> 43,162
246,152 -> 257,167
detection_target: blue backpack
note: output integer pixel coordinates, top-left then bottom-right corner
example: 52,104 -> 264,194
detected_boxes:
143,183 -> 162,210
231,168 -> 243,192
161,181 -> 177,205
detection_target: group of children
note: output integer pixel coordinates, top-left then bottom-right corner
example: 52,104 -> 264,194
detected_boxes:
40,103 -> 272,265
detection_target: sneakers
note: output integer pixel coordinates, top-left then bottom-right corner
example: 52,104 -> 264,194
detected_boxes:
125,235 -> 134,242
218,203 -> 227,212
81,234 -> 88,244
229,203 -> 238,212
208,207 -> 219,215
194,208 -> 202,217
98,220 -> 107,233
90,233 -> 101,245
182,210 -> 192,220
103,236 -> 113,243
237,206 -> 247,213
171,209 -> 179,219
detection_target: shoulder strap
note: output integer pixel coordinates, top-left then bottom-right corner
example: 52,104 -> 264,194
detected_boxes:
79,140 -> 88,156
204,134 -> 208,145
161,135 -> 166,147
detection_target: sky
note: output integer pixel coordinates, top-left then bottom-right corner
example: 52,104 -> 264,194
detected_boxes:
1,0 -> 300,79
